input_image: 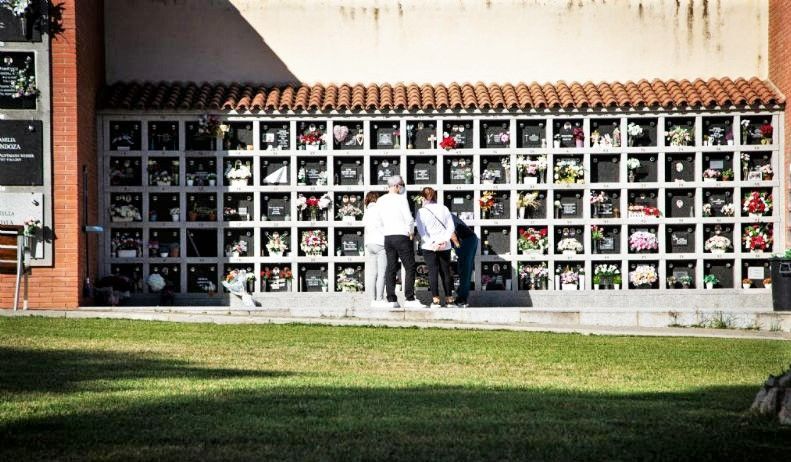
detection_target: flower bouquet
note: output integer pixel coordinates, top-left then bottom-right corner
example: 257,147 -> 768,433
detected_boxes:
336,267 -> 364,293
265,231 -> 289,257
627,205 -> 661,219
299,125 -> 326,150
110,203 -> 142,222
22,216 -> 41,237
743,223 -> 772,253
628,230 -> 658,253
517,191 -> 540,218
519,263 -> 548,290
226,240 -> 248,257
629,265 -> 657,289
225,160 -> 252,186
297,193 -> 332,221
516,155 -> 547,184
742,191 -> 772,217
721,203 -> 735,217
336,196 -> 364,223
759,123 -> 773,144
111,232 -> 142,258
704,235 -> 731,254
553,160 -> 584,184
439,136 -> 457,151
557,237 -> 583,255
627,122 -> 643,146
479,191 -> 495,218
300,229 -> 328,256
195,114 -> 224,147
702,168 -> 721,182
759,164 -> 774,181
559,267 -> 579,291
13,61 -> 38,99
518,227 -> 548,254
666,126 -> 692,146
572,127 -> 585,148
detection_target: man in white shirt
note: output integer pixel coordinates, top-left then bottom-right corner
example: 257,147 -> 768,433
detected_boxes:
377,175 -> 426,309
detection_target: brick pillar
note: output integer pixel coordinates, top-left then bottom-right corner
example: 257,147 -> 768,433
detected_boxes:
769,0 -> 791,243
0,0 -> 104,309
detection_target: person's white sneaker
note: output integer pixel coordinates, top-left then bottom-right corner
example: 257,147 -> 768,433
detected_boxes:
384,301 -> 401,309
404,299 -> 427,309
429,302 -> 443,309
370,299 -> 389,308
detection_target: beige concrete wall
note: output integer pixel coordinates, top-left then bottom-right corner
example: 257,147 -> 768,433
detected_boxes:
105,0 -> 768,84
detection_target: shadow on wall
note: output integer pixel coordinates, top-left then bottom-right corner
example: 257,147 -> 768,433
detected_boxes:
104,0 -> 296,84
0,346 -> 789,461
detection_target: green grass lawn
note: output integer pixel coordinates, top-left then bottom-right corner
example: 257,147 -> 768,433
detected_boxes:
0,317 -> 789,461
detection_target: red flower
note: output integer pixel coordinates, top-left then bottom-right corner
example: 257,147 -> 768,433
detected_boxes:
439,136 -> 457,150
572,127 -> 585,141
760,124 -> 773,138
539,228 -> 548,236
306,196 -> 319,207
260,267 -> 271,280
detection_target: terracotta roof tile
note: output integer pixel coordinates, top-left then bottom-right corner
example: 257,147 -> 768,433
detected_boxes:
101,78 -> 784,111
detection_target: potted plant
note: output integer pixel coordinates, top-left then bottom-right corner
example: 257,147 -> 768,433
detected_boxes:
703,274 -> 719,290
169,207 -> 180,222
593,264 -> 620,289
678,274 -> 693,289
207,173 -> 217,186
721,169 -> 733,181
186,174 -> 195,187
742,278 -> 752,290
593,274 -> 601,290
557,237 -> 583,255
613,274 -> 622,290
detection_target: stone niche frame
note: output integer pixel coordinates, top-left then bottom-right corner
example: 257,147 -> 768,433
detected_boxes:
96,110 -> 785,305
0,17 -> 52,265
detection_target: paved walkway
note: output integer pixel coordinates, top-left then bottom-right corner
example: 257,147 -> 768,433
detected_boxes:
1,308 -> 789,340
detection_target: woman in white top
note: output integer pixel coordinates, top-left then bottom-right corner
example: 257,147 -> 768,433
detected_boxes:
363,191 -> 387,307
415,187 -> 456,308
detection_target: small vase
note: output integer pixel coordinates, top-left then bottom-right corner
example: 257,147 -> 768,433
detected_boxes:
117,249 -> 137,258
765,284 -> 772,290
561,283 -> 578,291
159,252 -> 169,258
230,178 -> 248,187
705,283 -> 714,290
553,140 -> 561,148
310,209 -> 318,221
187,179 -> 194,186
171,214 -> 179,222
742,284 -> 751,289
575,139 -> 584,148
518,207 -> 525,219
710,248 -> 725,254
614,284 -> 620,290
342,215 -> 356,224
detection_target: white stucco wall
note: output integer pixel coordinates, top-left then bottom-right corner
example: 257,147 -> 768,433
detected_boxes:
105,0 -> 768,84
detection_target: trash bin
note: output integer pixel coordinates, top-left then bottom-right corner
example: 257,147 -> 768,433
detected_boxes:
770,258 -> 791,311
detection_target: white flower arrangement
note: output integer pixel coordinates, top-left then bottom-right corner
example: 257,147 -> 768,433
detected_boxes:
553,160 -> 584,184
557,238 -> 583,253
627,122 -> 643,138
704,235 -> 731,253
629,265 -> 658,287
626,158 -> 641,170
1,0 -> 29,17
594,264 -> 620,277
336,267 -> 364,293
721,203 -> 735,217
147,273 -> 166,292
225,161 -> 253,180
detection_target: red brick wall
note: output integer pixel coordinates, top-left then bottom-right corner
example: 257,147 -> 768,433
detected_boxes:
0,0 -> 104,309
769,0 -> 791,242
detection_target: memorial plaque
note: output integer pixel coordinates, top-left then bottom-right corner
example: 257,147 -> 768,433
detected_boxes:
303,160 -> 326,185
556,192 -> 582,219
187,264 -> 217,293
444,121 -> 472,148
261,123 -> 290,150
225,230 -> 255,256
481,262 -> 511,290
447,193 -> 473,218
340,232 -> 363,256
666,190 -> 695,218
598,203 -> 614,217
490,194 -> 509,219
632,155 -> 658,182
373,159 -> 398,185
483,228 -> 510,256
224,122 -> 254,150
447,158 -> 473,184
262,160 -> 290,185
666,154 -> 694,182
705,190 -> 732,216
708,159 -> 725,170
630,191 -> 657,208
411,160 -> 436,185
237,197 -> 254,221
148,121 -> 179,151
109,121 -> 141,151
591,155 -> 620,183
0,52 -> 36,109
555,121 -> 578,147
0,6 -> 44,42
519,122 -> 545,148
185,121 -> 215,151
0,120 -> 42,185
0,191 -> 44,258
337,161 -> 363,186
373,123 -> 399,149
266,198 -> 288,221
481,122 -> 510,148
304,269 -> 326,292
667,226 -> 695,253
595,227 -> 620,254
705,260 -> 734,289
703,117 -> 732,146
409,122 -> 436,149
481,158 -> 505,183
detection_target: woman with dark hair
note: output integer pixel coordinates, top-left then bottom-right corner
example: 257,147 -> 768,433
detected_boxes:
415,187 -> 455,308
363,191 -> 388,307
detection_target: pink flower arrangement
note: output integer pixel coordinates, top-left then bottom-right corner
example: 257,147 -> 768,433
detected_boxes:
628,231 -> 658,252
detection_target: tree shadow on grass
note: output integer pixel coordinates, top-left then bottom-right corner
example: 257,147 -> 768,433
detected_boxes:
0,349 -> 789,461
0,347 -> 295,394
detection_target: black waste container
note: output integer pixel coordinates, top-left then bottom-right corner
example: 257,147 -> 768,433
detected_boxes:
770,258 -> 791,311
